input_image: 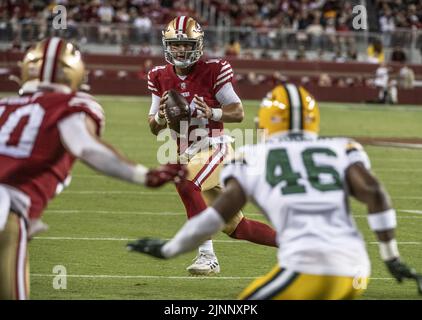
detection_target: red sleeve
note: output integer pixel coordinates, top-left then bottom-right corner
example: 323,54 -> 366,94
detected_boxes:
213,60 -> 234,93
147,67 -> 162,97
56,93 -> 105,136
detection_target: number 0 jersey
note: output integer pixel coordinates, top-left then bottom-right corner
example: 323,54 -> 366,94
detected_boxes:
0,91 -> 104,220
221,135 -> 371,277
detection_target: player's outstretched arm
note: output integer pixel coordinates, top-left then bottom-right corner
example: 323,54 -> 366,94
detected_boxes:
347,162 -> 422,294
127,178 -> 247,258
58,113 -> 186,188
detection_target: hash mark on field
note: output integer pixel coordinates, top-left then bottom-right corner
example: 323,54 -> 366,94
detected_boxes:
32,236 -> 422,245
30,273 -> 394,281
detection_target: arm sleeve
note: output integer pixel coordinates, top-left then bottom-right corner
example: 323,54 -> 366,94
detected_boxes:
215,82 -> 241,107
219,146 -> 258,197
58,113 -> 148,184
213,60 -> 234,93
58,93 -> 105,137
345,140 -> 371,170
161,207 -> 226,258
148,93 -> 161,115
147,69 -> 161,96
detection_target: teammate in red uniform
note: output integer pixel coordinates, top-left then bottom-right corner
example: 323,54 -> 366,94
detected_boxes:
148,16 -> 277,275
0,37 -> 185,300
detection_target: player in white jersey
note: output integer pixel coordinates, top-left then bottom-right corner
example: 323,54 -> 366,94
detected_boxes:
127,84 -> 422,299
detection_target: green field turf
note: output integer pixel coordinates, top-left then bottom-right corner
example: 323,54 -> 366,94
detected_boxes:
17,96 -> 422,300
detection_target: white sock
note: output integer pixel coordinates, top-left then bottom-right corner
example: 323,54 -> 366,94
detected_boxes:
198,240 -> 214,255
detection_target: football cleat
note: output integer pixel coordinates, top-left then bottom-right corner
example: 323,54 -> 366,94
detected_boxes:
186,252 -> 220,276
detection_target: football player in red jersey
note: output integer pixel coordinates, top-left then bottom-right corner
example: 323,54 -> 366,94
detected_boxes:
0,37 -> 186,300
147,16 -> 277,276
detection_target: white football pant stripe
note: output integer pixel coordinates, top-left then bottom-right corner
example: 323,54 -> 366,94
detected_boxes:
17,217 -> 27,300
194,144 -> 227,188
248,270 -> 296,300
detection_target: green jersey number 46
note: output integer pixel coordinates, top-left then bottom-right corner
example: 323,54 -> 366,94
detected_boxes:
266,147 -> 342,195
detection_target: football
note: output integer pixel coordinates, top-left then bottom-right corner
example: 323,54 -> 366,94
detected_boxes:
164,89 -> 191,133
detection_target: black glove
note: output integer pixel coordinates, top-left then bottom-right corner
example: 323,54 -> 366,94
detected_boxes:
127,238 -> 167,259
385,258 -> 422,295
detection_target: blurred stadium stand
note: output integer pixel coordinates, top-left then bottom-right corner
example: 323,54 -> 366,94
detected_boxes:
0,0 -> 421,103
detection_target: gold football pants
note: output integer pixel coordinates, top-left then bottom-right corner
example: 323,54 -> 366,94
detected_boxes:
0,212 -> 29,300
239,265 -> 367,300
185,143 -> 243,234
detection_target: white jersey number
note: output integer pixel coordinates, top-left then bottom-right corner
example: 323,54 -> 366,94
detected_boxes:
266,147 -> 342,194
0,103 -> 45,158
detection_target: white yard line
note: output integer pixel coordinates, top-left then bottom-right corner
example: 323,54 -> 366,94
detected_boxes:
374,169 -> 422,173
32,236 -> 422,245
400,210 -> 422,215
44,209 -> 422,219
59,190 -> 422,200
62,191 -> 178,195
30,273 -> 395,280
46,209 -> 183,216
392,196 -> 422,200
371,159 -> 422,162
32,236 -> 248,243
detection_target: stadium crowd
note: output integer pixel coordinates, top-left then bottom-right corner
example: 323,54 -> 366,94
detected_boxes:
0,0 -> 419,90
1,0 -> 421,49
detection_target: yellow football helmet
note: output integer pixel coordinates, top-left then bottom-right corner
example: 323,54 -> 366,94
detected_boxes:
162,16 -> 204,68
20,37 -> 85,91
258,84 -> 320,138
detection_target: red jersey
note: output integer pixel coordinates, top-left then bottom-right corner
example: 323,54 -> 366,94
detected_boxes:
147,59 -> 234,152
0,91 -> 104,219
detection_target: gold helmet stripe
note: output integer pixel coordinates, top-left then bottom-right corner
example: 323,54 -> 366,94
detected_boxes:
40,37 -> 63,83
285,83 -> 302,132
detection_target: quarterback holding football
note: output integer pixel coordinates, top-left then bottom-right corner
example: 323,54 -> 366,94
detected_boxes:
147,16 -> 277,275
